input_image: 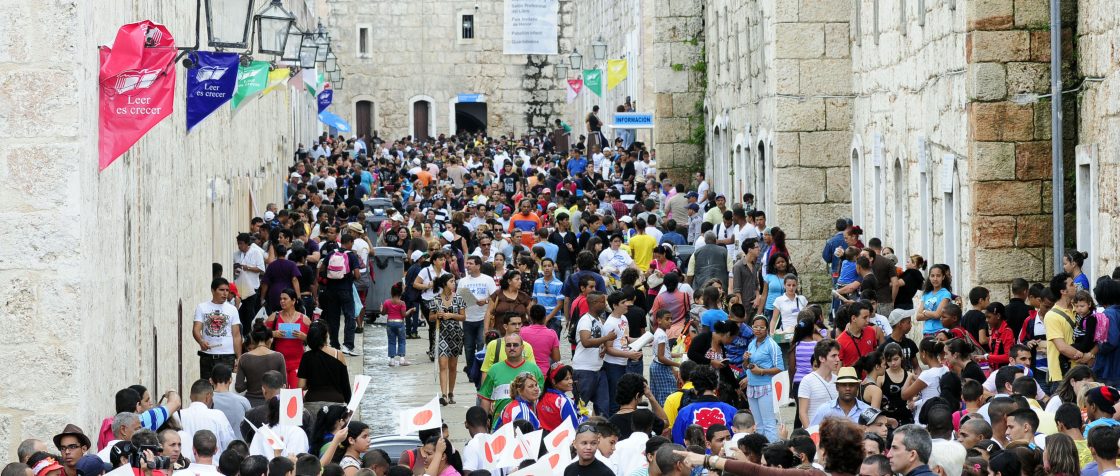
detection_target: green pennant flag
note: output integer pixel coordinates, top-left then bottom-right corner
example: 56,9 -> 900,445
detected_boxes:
230,61 -> 271,112
583,69 -> 602,97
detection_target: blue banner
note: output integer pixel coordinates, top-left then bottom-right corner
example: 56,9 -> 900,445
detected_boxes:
318,110 -> 351,132
613,112 -> 654,128
186,51 -> 239,132
317,89 -> 333,113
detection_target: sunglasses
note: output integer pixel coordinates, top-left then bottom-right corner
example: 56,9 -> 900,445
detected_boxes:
576,424 -> 600,435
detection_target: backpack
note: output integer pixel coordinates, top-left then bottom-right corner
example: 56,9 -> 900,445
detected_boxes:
326,251 -> 351,279
1092,311 -> 1110,344
678,387 -> 700,411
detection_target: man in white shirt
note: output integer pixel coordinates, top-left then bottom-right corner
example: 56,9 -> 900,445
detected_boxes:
603,292 -> 643,416
187,430 -> 221,475
233,233 -> 266,331
613,409 -> 655,476
193,278 -> 242,381
573,293 -> 615,417
177,380 -> 235,462
459,256 -> 496,375
730,208 -> 761,260
459,407 -> 492,472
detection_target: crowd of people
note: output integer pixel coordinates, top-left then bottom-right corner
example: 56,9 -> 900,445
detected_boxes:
10,116 -> 1120,476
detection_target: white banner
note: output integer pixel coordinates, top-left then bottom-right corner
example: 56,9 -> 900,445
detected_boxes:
504,0 -> 559,55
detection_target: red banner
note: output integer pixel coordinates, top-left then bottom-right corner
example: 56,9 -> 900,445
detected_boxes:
98,21 -> 177,171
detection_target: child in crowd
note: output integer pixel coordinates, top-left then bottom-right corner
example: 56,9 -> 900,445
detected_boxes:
383,284 -> 413,367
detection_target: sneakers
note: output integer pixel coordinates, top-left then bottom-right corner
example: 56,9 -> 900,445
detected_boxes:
398,357 -> 413,366
388,357 -> 399,367
342,346 -> 359,356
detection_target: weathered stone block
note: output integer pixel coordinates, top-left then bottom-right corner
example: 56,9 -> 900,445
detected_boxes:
799,0 -> 851,22
775,59 -> 800,95
660,117 -> 690,142
775,24 -> 825,59
672,92 -> 703,117
661,69 -> 691,93
974,180 -> 1041,215
1015,141 -> 1051,180
801,59 -> 853,96
775,167 -> 826,204
967,30 -> 1030,63
1014,0 -> 1050,28
1033,99 -> 1052,140
975,248 -> 1046,282
774,98 -> 826,132
1006,62 -> 1050,94
1016,214 -> 1052,247
972,141 -> 1015,181
668,0 -> 699,17
1029,30 -> 1051,62
801,202 -> 854,240
825,23 -> 851,59
973,215 -> 1017,248
773,204 -> 803,240
0,70 -> 79,139
799,131 -> 851,168
970,0 -> 1014,30
825,98 -> 853,131
775,1 -> 799,22
656,93 -> 675,117
969,63 -> 1007,101
825,167 -> 851,203
970,102 -> 1034,142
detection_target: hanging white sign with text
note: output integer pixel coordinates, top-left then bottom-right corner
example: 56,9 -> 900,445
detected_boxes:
503,0 -> 559,55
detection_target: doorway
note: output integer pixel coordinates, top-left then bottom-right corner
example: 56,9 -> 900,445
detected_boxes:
455,103 -> 488,134
413,100 -> 431,140
356,101 -> 373,140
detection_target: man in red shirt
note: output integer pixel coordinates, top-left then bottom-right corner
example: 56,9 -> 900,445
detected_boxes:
838,301 -> 879,367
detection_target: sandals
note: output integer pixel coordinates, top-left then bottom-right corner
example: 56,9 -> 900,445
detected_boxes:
447,393 -> 456,405
439,394 -> 449,406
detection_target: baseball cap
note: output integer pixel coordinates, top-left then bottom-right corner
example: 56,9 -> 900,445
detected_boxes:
619,215 -> 633,223
888,308 -> 915,326
410,250 -> 425,261
687,203 -> 700,211
264,211 -> 276,221
686,191 -> 698,198
441,231 -> 455,242
715,193 -> 726,200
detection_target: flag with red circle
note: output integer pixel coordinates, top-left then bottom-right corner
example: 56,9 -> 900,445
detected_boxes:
398,396 -> 442,435
348,375 -> 371,411
279,389 -> 303,427
772,370 -> 792,407
483,422 -> 517,468
543,417 -> 575,454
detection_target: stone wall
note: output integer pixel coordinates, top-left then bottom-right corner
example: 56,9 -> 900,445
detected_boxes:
850,0 -> 972,289
1076,0 -> 1119,283
326,0 -> 565,140
963,0 -> 1058,299
704,0 -> 854,301
0,0 -> 321,458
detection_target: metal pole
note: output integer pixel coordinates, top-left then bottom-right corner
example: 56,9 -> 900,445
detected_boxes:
1050,0 -> 1063,272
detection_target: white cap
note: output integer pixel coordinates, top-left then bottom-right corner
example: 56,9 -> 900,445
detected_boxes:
441,231 -> 455,242
411,250 -> 424,261
619,215 -> 633,223
264,211 -> 275,221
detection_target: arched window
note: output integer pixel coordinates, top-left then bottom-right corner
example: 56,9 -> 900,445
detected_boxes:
1076,145 -> 1099,282
893,157 -> 907,259
941,154 -> 959,276
850,136 -> 864,225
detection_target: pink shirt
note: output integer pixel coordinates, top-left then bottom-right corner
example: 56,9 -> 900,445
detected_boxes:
520,324 -> 560,374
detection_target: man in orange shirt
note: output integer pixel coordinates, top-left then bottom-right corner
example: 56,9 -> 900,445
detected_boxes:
508,198 -> 542,248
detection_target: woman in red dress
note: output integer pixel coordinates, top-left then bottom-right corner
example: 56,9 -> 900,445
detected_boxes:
266,288 -> 311,388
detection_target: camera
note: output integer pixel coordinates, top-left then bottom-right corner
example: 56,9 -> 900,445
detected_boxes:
124,443 -> 173,470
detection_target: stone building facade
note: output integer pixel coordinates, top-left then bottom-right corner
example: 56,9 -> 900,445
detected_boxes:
698,0 -> 1093,302
0,0 -> 321,458
325,0 -> 566,140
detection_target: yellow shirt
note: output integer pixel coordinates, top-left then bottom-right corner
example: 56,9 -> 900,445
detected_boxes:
480,339 -> 537,373
1044,305 -> 1075,381
629,234 -> 657,272
664,382 -> 694,424
1026,399 -> 1058,435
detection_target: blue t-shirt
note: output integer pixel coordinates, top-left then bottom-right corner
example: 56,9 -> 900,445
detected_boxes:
533,241 -> 559,261
747,337 -> 786,387
1075,273 -> 1091,292
837,261 -> 859,285
922,288 -> 953,334
567,157 -> 588,175
700,309 -> 728,330
533,277 -> 564,316
763,274 -> 784,311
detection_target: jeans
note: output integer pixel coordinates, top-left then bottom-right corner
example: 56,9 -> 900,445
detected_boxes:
748,387 -> 778,442
574,369 -> 609,417
386,321 -> 406,358
320,286 -> 356,349
626,355 -> 644,376
300,295 -> 315,316
199,353 -> 236,380
603,362 -> 628,416
405,298 -> 421,335
463,321 -> 485,369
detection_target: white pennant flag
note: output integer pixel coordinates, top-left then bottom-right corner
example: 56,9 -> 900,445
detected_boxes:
772,370 -> 792,407
279,389 -> 303,427
398,396 -> 442,435
257,424 -> 286,451
519,430 -> 543,460
566,78 -> 583,104
509,459 -> 551,476
540,446 -> 572,473
543,417 -> 576,454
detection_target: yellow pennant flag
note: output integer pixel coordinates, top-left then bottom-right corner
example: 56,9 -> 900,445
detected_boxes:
606,59 -> 628,91
262,67 -> 291,96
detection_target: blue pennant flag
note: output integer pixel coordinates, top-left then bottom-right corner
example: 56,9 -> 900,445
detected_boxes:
317,89 -> 333,113
318,110 -> 350,132
186,51 -> 240,132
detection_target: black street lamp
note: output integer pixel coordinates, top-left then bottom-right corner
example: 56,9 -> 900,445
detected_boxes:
568,48 -> 583,70
314,22 -> 331,62
325,50 -> 338,72
280,23 -> 303,62
334,78 -> 344,90
205,0 -> 256,49
254,0 -> 296,56
299,33 -> 318,69
591,37 -> 607,62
